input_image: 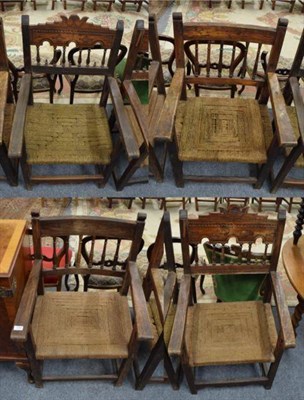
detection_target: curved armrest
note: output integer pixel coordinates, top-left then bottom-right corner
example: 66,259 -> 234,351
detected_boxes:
108,77 -> 140,160
8,73 -> 31,158
129,261 -> 153,341
290,76 -> 304,141
168,273 -> 191,356
154,67 -> 184,142
11,259 -> 42,342
270,271 -> 296,349
267,72 -> 297,148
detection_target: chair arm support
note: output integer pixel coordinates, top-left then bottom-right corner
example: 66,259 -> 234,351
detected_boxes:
0,71 -> 9,144
290,76 -> 304,141
154,67 -> 184,142
270,271 -> 296,349
150,268 -> 164,323
168,274 -> 191,356
108,77 -> 140,160
10,259 -> 42,342
129,261 -> 153,341
267,72 -> 297,148
8,73 -> 31,158
122,79 -> 149,144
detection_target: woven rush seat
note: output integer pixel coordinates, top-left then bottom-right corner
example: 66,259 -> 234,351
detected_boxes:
175,97 -> 273,163
285,106 -> 303,167
185,301 -> 277,367
32,291 -> 132,359
24,104 -> 113,165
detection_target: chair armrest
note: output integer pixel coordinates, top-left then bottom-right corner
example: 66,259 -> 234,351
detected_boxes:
0,71 -> 9,144
8,73 -> 31,158
168,273 -> 191,356
108,77 -> 140,160
11,259 -> 42,342
164,270 -> 177,319
129,261 -> 153,341
270,271 -> 296,349
267,72 -> 297,148
290,76 -> 304,141
122,79 -> 149,143
154,67 -> 184,142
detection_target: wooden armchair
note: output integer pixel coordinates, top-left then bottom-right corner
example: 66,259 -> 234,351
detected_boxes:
81,235 -> 144,291
111,19 -> 150,190
0,17 -> 18,186
270,29 -> 304,192
136,211 -> 179,390
155,13 -> 294,188
118,0 -> 144,12
8,15 -> 141,189
168,207 -> 295,394
11,212 -> 153,387
65,44 -> 127,105
8,50 -> 63,103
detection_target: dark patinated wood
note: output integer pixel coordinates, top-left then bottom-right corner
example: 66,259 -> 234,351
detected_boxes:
11,212 -> 153,388
0,17 -> 19,186
270,29 -> 304,192
8,15 -> 142,190
155,13 -> 290,188
118,0 -> 143,12
168,207 -> 294,394
136,212 -> 179,390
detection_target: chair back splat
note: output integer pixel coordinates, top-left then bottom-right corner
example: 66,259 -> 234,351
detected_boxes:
155,13 -> 291,188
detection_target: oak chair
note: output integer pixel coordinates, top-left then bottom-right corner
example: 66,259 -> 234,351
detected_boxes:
8,15 -> 141,189
118,0 -> 144,12
11,212 -> 153,387
271,0 -> 296,12
155,14 -> 293,188
82,234 -> 144,291
270,29 -> 304,192
0,17 -> 19,186
148,14 -> 170,183
168,207 -> 295,394
64,44 -> 127,105
92,0 -> 115,10
136,211 -> 179,390
8,51 -> 63,103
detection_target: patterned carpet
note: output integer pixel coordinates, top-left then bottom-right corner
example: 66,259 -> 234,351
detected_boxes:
156,0 -> 304,71
0,197 -> 300,306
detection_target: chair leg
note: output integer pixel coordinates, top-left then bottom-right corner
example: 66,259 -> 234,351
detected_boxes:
255,135 -> 281,190
182,358 -> 197,394
259,0 -> 264,9
168,138 -> 184,188
0,148 -> 18,186
135,335 -> 165,390
270,142 -> 303,193
24,336 -> 43,388
292,295 -> 304,334
115,328 -> 138,386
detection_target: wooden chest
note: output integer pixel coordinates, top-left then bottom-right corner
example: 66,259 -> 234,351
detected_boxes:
0,220 -> 30,361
